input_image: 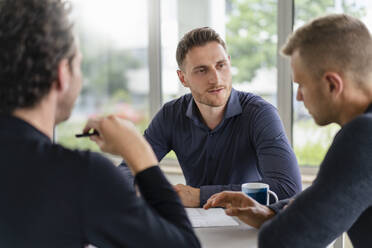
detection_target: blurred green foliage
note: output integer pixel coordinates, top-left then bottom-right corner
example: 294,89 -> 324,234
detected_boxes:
226,0 -> 365,84
294,120 -> 340,166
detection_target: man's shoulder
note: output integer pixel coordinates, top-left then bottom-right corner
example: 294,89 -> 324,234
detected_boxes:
163,93 -> 193,109
328,111 -> 372,162
343,111 -> 372,134
338,111 -> 372,142
157,93 -> 193,118
48,143 -> 114,170
234,90 -> 276,115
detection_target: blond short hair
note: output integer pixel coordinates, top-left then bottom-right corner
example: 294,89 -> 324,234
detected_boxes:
281,14 -> 372,84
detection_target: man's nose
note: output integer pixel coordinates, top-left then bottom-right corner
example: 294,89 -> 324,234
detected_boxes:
208,68 -> 219,84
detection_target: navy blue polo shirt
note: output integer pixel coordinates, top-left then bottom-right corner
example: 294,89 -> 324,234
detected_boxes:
120,88 -> 302,206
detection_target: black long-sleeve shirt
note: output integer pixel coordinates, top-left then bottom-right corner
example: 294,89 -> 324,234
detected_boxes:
259,104 -> 372,248
0,115 -> 200,248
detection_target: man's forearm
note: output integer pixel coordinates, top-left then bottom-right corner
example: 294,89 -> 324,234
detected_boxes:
136,166 -> 193,227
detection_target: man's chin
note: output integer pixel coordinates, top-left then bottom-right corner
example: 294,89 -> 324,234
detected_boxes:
313,116 -> 332,126
207,93 -> 230,107
204,99 -> 228,108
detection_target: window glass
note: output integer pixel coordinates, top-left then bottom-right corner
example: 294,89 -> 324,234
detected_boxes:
161,0 -> 184,104
56,0 -> 150,152
226,0 -> 277,106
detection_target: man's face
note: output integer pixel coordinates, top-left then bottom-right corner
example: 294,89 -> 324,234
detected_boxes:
291,50 -> 333,126
178,41 -> 232,108
56,44 -> 83,124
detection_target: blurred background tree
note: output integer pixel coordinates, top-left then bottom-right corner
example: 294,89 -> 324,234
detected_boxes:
226,0 -> 365,84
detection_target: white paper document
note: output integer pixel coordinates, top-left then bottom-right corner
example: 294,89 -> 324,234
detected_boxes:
185,208 -> 239,228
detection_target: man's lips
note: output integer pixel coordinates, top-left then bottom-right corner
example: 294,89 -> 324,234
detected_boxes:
207,87 -> 225,94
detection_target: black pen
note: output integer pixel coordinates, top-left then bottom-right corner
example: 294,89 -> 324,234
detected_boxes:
75,130 -> 99,138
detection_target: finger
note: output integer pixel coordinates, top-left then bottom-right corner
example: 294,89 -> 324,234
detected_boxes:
83,118 -> 101,134
203,192 -> 225,209
225,207 -> 244,217
214,191 -> 256,208
228,192 -> 257,207
203,199 -> 214,209
89,135 -> 103,144
208,191 -> 239,208
203,192 -> 223,209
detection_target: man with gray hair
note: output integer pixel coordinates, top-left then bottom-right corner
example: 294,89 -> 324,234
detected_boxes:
120,27 -> 302,207
204,14 -> 372,247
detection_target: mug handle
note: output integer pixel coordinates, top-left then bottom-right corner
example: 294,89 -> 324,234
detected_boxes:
269,190 -> 279,203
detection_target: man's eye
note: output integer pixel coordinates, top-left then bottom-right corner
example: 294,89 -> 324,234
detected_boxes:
218,63 -> 225,68
197,69 -> 206,73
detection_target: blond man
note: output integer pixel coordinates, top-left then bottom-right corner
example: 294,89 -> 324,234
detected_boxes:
205,14 -> 372,247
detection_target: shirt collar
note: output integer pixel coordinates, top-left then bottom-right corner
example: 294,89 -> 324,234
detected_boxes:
186,88 -> 242,122
224,88 -> 242,119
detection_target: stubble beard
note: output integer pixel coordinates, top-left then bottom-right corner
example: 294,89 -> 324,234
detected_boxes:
197,85 -> 231,107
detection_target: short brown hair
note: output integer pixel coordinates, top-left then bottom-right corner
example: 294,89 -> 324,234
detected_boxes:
176,27 -> 226,69
281,14 -> 372,84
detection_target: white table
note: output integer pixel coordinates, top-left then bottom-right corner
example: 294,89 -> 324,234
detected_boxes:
194,218 -> 258,248
193,217 -> 344,248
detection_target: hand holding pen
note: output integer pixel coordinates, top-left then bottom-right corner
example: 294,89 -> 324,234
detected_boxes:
80,115 -> 158,174
75,129 -> 99,138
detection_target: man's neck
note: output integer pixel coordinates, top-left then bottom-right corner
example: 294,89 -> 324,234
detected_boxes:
194,101 -> 227,130
338,85 -> 372,126
12,95 -> 57,139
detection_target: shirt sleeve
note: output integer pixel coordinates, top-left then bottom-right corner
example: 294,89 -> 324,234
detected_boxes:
199,106 -> 302,206
82,154 -> 200,248
258,119 -> 372,247
118,106 -> 172,185
267,199 -> 291,213
251,105 -> 302,200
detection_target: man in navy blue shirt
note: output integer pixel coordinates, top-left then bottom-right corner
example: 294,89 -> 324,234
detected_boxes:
120,27 -> 302,207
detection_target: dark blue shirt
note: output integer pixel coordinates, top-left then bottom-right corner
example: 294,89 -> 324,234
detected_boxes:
0,115 -> 200,248
120,89 -> 302,206
260,104 -> 372,248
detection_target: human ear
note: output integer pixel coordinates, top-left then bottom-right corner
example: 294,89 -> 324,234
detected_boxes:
55,59 -> 71,93
323,72 -> 343,96
177,69 -> 188,87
